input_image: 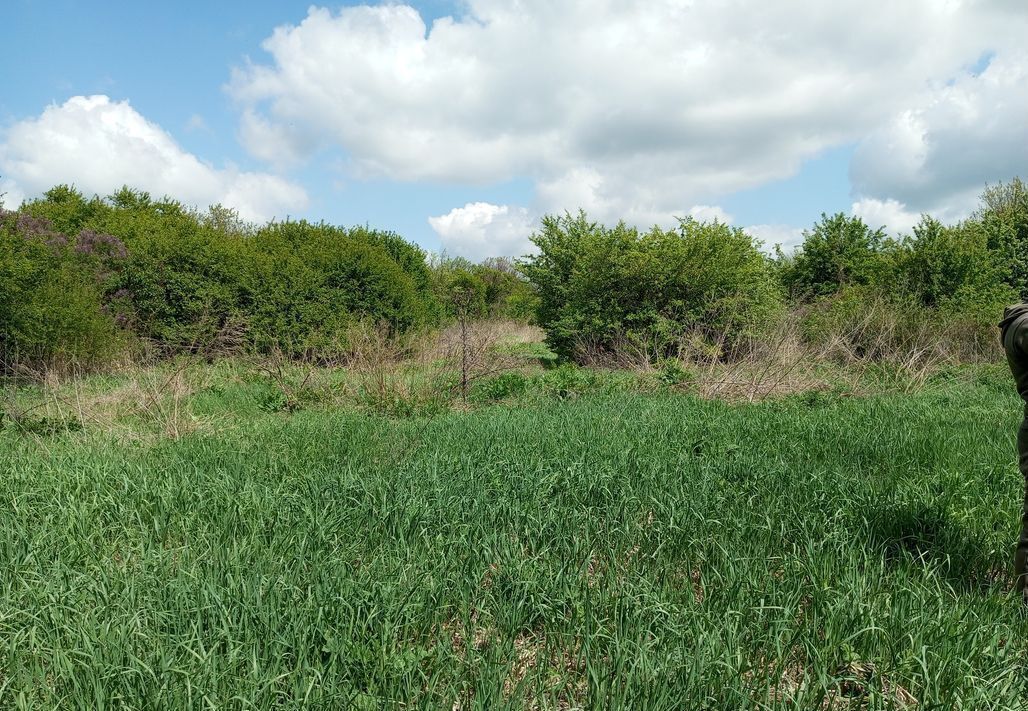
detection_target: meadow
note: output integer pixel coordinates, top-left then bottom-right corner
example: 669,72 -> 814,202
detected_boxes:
1,356 -> 1026,709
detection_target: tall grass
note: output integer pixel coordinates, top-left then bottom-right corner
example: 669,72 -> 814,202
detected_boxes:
0,368 -> 1025,708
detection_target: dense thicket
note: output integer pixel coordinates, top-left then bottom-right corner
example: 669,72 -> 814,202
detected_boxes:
520,213 -> 780,361
519,180 -> 1026,364
428,255 -> 538,322
1,178 -> 1025,372
0,186 -> 532,370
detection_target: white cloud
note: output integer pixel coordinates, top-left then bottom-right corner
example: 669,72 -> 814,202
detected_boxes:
745,224 -> 805,253
238,108 -> 317,169
688,205 -> 733,223
0,176 -> 24,210
851,50 -> 1028,222
428,202 -> 536,261
230,1 -> 1027,224
0,95 -> 308,222
851,198 -> 922,237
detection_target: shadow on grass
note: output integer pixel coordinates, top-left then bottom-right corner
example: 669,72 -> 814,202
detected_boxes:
862,501 -> 1011,595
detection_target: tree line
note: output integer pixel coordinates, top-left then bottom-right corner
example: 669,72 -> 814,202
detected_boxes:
1,178 -> 1025,372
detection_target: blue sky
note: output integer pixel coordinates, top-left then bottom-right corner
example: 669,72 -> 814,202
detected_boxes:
2,1 -> 1025,259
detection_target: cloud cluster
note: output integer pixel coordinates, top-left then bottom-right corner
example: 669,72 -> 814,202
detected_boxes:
0,95 -> 308,222
233,0 -> 1026,239
426,199 -> 810,261
428,202 -> 536,261
850,50 -> 1028,232
850,198 -> 922,237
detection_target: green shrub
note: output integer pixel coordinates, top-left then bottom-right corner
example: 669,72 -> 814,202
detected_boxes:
975,178 -> 1028,299
778,213 -> 888,300
17,189 -> 438,360
0,211 -> 125,370
520,212 -> 782,363
657,358 -> 694,387
798,286 -> 999,364
243,221 -> 431,356
890,216 -> 1014,313
473,371 -> 530,402
542,362 -> 595,399
427,255 -> 539,322
24,187 -> 247,353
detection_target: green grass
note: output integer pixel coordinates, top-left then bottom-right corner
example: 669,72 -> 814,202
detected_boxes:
1,367 -> 1027,708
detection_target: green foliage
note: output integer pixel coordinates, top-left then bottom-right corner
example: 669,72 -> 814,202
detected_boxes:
472,371 -> 530,402
0,410 -> 83,436
445,269 -> 488,318
893,217 -> 1006,308
521,212 -> 782,362
541,362 -> 595,398
781,188 -> 1026,362
799,287 -> 924,361
779,213 -> 888,300
5,178 -> 1026,373
243,221 -> 432,355
889,216 -> 1016,333
429,255 -> 538,322
798,285 -> 1000,364
974,178 -> 1028,299
475,257 -> 539,321
10,187 -> 438,365
0,210 -> 124,370
657,357 -> 694,387
350,225 -> 433,294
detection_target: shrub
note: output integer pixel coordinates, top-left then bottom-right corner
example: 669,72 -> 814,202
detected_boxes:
24,186 -> 247,353
520,212 -> 783,363
798,286 -> 1000,365
473,371 -> 530,402
428,255 -> 539,322
542,362 -> 595,399
778,213 -> 888,300
0,211 -> 124,371
974,178 -> 1028,299
891,216 -> 1014,312
17,190 -> 438,360
657,358 -> 694,387
242,221 -> 432,356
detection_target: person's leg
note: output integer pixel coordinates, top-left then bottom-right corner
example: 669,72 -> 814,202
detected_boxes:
1016,416 -> 1028,593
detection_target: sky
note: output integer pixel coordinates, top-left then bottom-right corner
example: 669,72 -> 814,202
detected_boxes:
1,0 -> 1026,260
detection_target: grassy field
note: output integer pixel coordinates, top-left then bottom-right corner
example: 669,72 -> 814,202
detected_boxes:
1,363 -> 1027,708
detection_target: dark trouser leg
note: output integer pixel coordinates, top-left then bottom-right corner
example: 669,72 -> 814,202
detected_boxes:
1016,416 -> 1028,592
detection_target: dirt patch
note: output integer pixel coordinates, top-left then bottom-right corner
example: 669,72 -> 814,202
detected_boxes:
502,631 -> 586,710
744,655 -> 918,709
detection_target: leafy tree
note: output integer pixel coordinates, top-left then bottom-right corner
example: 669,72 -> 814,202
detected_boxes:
781,213 -> 887,299
895,215 -> 1013,311
974,177 -> 1028,299
242,221 -> 430,355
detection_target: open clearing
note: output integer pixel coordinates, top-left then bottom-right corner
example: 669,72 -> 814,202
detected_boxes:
1,367 -> 1026,708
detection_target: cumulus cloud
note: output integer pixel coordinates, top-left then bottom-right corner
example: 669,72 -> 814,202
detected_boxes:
745,224 -> 806,253
428,202 -> 536,261
851,198 -> 923,237
0,95 -> 308,222
0,177 -> 24,211
851,50 -> 1028,223
231,1 -> 1027,225
688,205 -> 733,223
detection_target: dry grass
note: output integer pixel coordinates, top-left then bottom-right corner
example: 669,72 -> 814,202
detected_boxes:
587,308 -> 988,403
0,313 -> 994,445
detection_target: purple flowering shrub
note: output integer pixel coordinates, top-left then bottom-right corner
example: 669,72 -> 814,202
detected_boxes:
1,210 -> 126,371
